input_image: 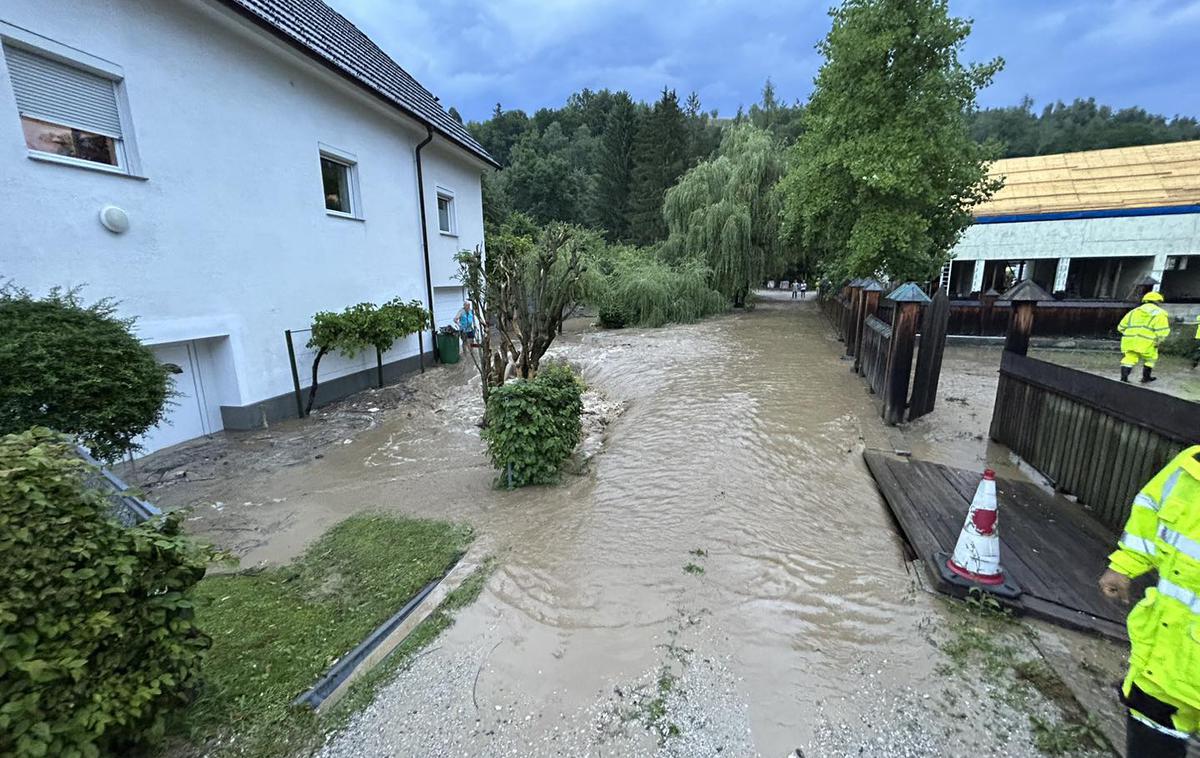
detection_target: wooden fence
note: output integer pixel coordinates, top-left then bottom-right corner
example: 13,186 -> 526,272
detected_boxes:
858,315 -> 891,396
821,282 -> 949,424
948,298 -> 1131,338
990,350 -> 1200,531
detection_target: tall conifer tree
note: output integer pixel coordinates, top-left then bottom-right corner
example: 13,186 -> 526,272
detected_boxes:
595,92 -> 638,241
628,88 -> 688,244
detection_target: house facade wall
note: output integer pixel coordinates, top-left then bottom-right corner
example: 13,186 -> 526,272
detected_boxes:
0,0 -> 486,449
947,212 -> 1200,295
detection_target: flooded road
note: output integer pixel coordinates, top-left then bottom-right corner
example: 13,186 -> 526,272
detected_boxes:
153,292 -> 1119,757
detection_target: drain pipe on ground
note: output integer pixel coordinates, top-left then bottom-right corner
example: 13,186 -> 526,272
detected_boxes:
415,125 -> 438,364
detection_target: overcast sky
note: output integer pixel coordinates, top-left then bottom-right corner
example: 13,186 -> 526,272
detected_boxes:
326,0 -> 1200,123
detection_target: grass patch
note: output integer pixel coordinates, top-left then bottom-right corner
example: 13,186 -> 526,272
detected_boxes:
688,548 -> 708,557
933,593 -> 1112,756
934,591 -> 1021,678
174,514 -> 473,757
634,667 -> 682,743
322,558 -> 497,724
682,562 -> 705,575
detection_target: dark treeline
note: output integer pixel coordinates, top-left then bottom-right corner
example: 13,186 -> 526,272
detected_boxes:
467,82 -> 803,245
468,86 -> 1198,247
968,96 -> 1200,158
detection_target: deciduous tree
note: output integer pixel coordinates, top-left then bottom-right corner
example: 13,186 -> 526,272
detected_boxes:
778,0 -> 1003,282
663,124 -> 787,305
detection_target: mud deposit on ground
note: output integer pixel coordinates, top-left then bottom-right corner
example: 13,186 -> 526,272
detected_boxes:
138,291 -> 1123,756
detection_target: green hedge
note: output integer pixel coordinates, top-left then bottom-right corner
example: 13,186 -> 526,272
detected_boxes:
0,428 -> 215,757
482,363 -> 584,488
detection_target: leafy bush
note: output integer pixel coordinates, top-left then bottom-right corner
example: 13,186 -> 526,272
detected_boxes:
0,286 -> 170,461
1159,320 -> 1199,359
589,246 -> 726,328
0,427 -> 216,757
482,363 -> 584,488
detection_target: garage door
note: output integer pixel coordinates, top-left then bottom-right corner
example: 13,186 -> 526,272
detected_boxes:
433,285 -> 467,330
135,340 -> 223,455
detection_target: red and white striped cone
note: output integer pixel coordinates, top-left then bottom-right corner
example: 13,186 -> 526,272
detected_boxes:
946,469 -> 1005,585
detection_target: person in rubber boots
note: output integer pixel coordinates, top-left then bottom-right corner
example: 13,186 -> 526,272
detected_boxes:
1099,446 -> 1200,757
1117,291 -> 1170,383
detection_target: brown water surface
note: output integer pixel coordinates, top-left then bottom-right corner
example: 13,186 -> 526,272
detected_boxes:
161,292 -> 1117,756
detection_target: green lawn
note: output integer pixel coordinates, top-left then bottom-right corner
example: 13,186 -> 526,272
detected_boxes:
172,514 -> 475,757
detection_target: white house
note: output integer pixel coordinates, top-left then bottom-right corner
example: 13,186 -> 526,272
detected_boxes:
944,141 -> 1200,305
0,0 -> 496,454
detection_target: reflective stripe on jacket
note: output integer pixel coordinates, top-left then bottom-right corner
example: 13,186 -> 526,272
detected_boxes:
1110,445 -> 1200,710
1118,303 -> 1170,355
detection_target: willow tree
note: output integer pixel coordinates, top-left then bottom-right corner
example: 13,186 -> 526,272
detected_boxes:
661,124 -> 786,305
778,0 -> 1003,283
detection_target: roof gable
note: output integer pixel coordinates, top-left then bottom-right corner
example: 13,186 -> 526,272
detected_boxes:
219,0 -> 496,167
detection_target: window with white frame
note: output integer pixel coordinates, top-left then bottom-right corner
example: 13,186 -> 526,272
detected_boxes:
436,189 -> 456,234
319,147 -> 361,218
2,40 -> 130,171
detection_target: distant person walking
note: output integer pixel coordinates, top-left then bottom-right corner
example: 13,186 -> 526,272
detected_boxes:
1117,291 -> 1170,383
800,281 -> 808,300
791,281 -> 801,300
1099,445 -> 1200,757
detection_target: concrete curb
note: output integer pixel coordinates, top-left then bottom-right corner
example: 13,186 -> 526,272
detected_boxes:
293,540 -> 491,714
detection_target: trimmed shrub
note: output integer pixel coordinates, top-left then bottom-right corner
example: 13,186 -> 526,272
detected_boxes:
482,363 -> 584,488
0,428 -> 215,757
0,286 -> 170,461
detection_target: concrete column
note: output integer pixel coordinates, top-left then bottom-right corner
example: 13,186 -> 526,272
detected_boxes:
1053,257 -> 1071,293
970,259 -> 985,294
1151,253 -> 1169,292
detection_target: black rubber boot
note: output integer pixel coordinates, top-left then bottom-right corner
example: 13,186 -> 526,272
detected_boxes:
1126,713 -> 1187,758
1121,366 -> 1132,383
1141,366 -> 1157,384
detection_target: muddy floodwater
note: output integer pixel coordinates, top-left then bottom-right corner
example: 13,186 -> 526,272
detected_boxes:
143,292 -> 1125,757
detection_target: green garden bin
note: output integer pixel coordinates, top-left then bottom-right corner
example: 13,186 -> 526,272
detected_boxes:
437,331 -> 461,364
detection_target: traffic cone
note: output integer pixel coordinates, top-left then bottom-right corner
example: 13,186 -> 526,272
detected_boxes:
946,469 -> 1005,585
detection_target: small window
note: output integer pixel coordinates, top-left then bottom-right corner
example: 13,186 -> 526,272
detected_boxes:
3,42 -> 128,170
321,157 -> 352,214
437,191 -> 456,234
319,149 -> 361,219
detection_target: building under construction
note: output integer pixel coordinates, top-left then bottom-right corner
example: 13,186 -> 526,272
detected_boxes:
944,140 -> 1200,305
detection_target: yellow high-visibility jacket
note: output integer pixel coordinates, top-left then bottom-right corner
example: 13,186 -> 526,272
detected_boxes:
1194,315 -> 1199,340
1110,445 -> 1200,710
1118,303 -> 1170,355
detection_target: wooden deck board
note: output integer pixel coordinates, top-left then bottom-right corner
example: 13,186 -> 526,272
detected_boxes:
864,451 -> 1129,641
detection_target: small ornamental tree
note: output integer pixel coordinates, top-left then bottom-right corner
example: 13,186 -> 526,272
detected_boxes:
0,286 -> 171,461
457,215 -> 598,403
0,427 -> 216,757
305,298 -> 428,414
